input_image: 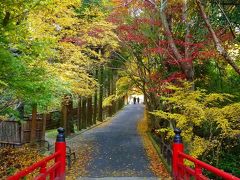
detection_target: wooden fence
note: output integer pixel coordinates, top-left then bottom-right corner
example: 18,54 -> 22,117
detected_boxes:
41,111 -> 61,130
0,118 -> 43,147
0,96 -> 126,147
0,107 -> 82,147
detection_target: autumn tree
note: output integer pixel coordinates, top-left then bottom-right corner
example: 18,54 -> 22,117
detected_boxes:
110,0 -> 240,176
0,0 -> 119,135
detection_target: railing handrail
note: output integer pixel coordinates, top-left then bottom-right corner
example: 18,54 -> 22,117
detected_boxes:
7,128 -> 66,180
178,152 -> 239,180
35,161 -> 61,180
172,128 -> 240,180
7,151 -> 60,179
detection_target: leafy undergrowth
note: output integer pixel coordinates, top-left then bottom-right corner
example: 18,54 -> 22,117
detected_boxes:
66,140 -> 94,179
0,145 -> 45,179
0,142 -> 94,179
137,110 -> 171,179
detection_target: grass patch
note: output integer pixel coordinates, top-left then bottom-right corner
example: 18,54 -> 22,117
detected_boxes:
46,129 -> 58,139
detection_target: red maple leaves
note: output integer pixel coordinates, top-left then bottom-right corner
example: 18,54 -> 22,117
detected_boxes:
60,28 -> 105,46
60,37 -> 86,46
147,72 -> 186,95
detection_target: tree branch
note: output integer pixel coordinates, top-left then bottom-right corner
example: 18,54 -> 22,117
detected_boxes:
196,0 -> 240,75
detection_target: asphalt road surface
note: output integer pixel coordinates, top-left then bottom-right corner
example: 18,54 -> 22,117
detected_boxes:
78,104 -> 158,179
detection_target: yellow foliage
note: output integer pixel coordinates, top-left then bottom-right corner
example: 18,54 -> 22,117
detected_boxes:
103,95 -> 117,107
116,76 -> 133,97
0,115 -> 8,121
152,82 -> 240,158
228,43 -> 240,61
191,136 -> 210,158
26,0 -> 119,98
28,0 -> 80,39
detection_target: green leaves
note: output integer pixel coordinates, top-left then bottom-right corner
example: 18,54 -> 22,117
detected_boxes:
0,0 -> 120,116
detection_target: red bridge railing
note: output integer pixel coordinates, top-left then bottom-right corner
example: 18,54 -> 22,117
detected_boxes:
7,128 -> 66,180
172,128 -> 240,180
6,127 -> 239,179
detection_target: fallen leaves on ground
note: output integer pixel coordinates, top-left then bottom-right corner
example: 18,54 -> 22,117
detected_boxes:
98,169 -> 143,177
0,145 -> 45,179
137,110 -> 171,179
66,138 -> 94,180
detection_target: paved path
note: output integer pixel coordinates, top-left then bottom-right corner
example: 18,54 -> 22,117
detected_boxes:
78,104 -> 158,179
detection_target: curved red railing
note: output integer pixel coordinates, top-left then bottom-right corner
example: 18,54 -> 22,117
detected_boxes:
172,128 -> 240,180
7,128 -> 66,180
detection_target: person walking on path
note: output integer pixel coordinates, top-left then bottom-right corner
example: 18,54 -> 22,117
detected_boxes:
133,97 -> 136,104
137,97 -> 140,104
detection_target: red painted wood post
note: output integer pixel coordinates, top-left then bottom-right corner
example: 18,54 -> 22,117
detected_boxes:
39,162 -> 47,175
55,127 -> 66,179
195,164 -> 203,179
172,128 -> 184,179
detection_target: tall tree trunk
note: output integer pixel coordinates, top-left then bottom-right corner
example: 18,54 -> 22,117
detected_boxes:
77,96 -> 82,130
61,95 -> 72,136
87,96 -> 93,127
98,65 -> 103,122
183,0 -> 195,90
61,98 -> 68,133
30,104 -> 37,143
183,0 -> 191,60
112,69 -> 116,114
160,10 -> 194,81
42,113 -> 47,141
93,70 -> 98,124
108,70 -> 113,117
82,97 -> 87,129
93,91 -> 97,124
196,0 -> 240,75
67,95 -> 74,134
